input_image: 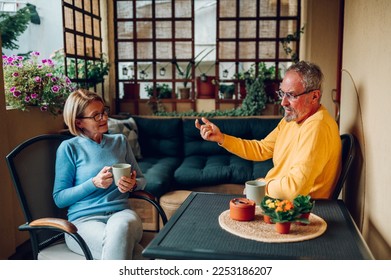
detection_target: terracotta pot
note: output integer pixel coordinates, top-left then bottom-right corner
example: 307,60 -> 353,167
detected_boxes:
123,83 -> 140,100
263,215 -> 274,224
296,212 -> 311,226
264,80 -> 279,102
229,198 -> 255,221
239,80 -> 246,99
196,76 -> 216,99
179,87 -> 190,99
275,222 -> 291,234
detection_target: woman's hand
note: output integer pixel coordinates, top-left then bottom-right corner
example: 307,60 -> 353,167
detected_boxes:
92,166 -> 113,189
117,170 -> 137,193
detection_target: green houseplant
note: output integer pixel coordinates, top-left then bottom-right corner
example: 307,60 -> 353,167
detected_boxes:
219,83 -> 235,99
0,3 -> 40,52
172,48 -> 214,88
2,51 -> 76,116
145,83 -> 173,99
153,76 -> 266,117
145,83 -> 173,114
51,49 -> 109,89
260,196 -> 298,234
261,194 -> 313,229
173,48 -> 214,98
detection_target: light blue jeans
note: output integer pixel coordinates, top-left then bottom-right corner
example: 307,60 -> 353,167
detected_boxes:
65,209 -> 144,260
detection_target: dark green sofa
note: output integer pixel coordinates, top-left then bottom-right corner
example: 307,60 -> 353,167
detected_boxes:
128,116 -> 281,198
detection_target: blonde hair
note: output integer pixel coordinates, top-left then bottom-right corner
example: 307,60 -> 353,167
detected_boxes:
63,89 -> 105,136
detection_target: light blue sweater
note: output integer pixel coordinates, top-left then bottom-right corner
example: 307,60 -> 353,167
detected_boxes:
53,134 -> 146,221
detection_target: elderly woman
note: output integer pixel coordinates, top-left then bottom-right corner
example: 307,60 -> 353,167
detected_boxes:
53,89 -> 146,260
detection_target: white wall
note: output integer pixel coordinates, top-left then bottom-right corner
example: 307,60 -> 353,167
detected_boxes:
302,0 -> 340,119
2,0 -> 63,58
340,0 -> 391,259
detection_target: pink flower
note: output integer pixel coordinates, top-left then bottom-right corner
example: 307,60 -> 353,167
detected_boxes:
34,76 -> 41,82
31,93 -> 39,99
13,90 -> 21,97
12,72 -> 19,77
51,85 -> 60,93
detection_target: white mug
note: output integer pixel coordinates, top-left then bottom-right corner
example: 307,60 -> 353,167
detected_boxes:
112,163 -> 131,186
245,180 -> 266,205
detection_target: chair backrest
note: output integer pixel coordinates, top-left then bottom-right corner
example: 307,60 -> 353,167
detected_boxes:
6,134 -> 72,245
331,133 -> 356,200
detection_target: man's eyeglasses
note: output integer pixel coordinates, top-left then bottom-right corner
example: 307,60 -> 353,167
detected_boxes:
276,89 -> 316,101
78,106 -> 110,122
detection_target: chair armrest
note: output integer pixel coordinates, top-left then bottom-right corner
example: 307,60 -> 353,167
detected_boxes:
129,190 -> 168,226
131,190 -> 156,201
29,217 -> 77,233
19,217 -> 93,260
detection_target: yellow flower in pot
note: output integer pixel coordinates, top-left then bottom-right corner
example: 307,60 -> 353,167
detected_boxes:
261,195 -> 313,233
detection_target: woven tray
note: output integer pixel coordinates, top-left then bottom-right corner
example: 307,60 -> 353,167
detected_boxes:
219,207 -> 327,243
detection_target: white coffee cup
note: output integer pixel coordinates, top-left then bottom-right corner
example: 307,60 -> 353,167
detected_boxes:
245,180 -> 266,205
112,163 -> 131,186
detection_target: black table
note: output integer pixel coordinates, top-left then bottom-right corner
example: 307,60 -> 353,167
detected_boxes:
143,192 -> 374,260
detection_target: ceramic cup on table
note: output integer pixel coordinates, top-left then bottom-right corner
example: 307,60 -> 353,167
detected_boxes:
112,163 -> 131,186
245,180 -> 266,206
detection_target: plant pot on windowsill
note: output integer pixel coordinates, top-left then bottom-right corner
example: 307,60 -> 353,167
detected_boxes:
239,80 -> 247,99
123,82 -> 140,100
196,75 -> 216,99
220,84 -> 235,100
262,103 -> 281,115
264,80 -> 279,102
179,87 -> 190,99
223,92 -> 234,99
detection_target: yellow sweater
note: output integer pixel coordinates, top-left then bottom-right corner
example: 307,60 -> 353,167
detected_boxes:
221,105 -> 341,200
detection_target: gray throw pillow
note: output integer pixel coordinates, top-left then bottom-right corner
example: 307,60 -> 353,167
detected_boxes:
108,117 -> 142,160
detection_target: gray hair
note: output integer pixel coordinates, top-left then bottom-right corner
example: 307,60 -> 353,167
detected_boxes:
287,61 -> 324,93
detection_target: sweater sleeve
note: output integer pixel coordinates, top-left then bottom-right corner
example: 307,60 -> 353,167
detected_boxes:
220,121 -> 281,161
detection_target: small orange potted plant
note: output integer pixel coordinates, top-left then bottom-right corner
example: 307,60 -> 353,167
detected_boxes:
270,199 -> 297,234
261,195 -> 313,234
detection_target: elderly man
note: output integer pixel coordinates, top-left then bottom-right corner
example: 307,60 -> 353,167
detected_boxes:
195,61 -> 341,200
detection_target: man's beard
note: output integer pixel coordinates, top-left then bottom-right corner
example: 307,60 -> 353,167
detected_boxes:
283,106 -> 298,122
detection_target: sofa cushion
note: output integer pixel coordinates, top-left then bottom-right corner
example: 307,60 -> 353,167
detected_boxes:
174,154 -> 274,188
138,156 -> 183,197
108,117 -> 142,159
133,116 -> 183,158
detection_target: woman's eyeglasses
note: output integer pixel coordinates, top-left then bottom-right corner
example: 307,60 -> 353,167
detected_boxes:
78,106 -> 110,122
